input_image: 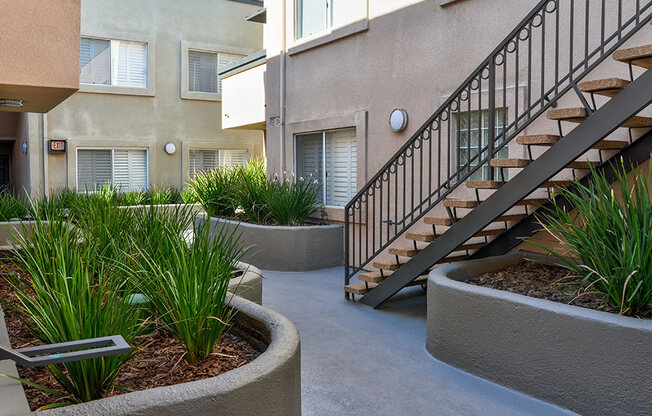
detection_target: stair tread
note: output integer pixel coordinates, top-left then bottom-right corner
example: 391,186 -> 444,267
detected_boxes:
547,107 -> 587,121
359,271 -> 392,283
443,199 -> 478,208
388,246 -> 419,257
405,231 -> 438,242
578,78 -> 630,97
424,214 -> 524,225
516,134 -> 560,145
490,158 -> 531,167
344,282 -> 378,295
613,44 -> 652,68
568,160 -> 599,169
466,180 -> 502,189
592,140 -> 628,149
514,198 -> 550,206
373,258 -> 408,270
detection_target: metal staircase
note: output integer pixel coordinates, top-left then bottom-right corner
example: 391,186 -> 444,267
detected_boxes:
344,0 -> 652,308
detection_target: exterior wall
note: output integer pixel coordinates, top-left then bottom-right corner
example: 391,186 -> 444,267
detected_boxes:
0,0 -> 80,113
35,0 -> 264,194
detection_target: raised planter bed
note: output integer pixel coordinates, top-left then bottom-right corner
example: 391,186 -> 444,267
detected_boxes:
0,221 -> 58,250
38,295 -> 301,416
196,214 -> 343,271
230,262 -> 263,305
118,203 -> 204,216
426,252 -> 652,416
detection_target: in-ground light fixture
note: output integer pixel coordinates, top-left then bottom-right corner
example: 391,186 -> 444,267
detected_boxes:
389,108 -> 408,132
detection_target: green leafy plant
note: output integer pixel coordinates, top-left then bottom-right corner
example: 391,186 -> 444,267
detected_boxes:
524,161 -> 652,317
117,191 -> 146,206
264,175 -> 322,225
130,222 -> 244,363
233,159 -> 270,223
186,168 -> 238,218
0,192 -> 26,221
3,216 -> 143,403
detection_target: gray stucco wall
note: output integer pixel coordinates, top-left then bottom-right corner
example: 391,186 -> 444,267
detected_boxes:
230,261 -> 263,305
197,215 -> 344,271
426,252 -> 652,416
42,295 -> 301,416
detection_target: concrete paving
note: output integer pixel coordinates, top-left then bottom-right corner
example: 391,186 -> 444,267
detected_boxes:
262,267 -> 580,416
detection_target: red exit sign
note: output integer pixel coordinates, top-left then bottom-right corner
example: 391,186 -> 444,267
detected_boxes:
49,140 -> 66,153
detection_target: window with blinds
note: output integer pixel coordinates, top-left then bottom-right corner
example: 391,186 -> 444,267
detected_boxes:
80,37 -> 147,88
77,149 -> 148,192
188,50 -> 245,94
188,149 -> 249,180
456,109 -> 508,181
295,128 -> 357,207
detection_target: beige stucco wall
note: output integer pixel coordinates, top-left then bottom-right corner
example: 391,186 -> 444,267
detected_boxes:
33,0 -> 264,194
262,0 -> 652,232
0,0 -> 80,113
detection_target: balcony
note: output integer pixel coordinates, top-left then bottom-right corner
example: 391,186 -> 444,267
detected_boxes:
219,50 -> 266,130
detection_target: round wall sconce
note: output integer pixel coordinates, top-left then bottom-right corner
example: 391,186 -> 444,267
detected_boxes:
389,108 -> 408,132
164,142 -> 177,155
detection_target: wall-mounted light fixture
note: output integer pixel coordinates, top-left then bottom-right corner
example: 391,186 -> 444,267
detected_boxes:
22,142 -> 28,154
389,108 -> 408,132
164,142 -> 177,155
0,99 -> 23,108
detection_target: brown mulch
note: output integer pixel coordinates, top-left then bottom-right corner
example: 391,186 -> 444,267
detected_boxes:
466,259 -> 619,314
0,252 -> 261,411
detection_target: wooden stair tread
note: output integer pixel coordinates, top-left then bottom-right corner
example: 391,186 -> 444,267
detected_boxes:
490,158 -> 530,167
592,140 -> 628,149
516,134 -> 560,145
568,160 -> 599,169
373,258 -> 408,270
474,229 -> 504,237
578,78 -> 630,97
466,180 -> 502,189
443,199 -> 478,208
389,246 -> 419,257
359,271 -> 392,283
541,180 -> 572,188
344,282 -> 378,295
405,231 -> 438,242
547,107 -> 587,122
613,44 -> 652,69
513,198 -> 549,206
423,216 -> 452,226
620,115 -> 652,128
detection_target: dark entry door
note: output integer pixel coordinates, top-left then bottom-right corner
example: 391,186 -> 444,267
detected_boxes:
0,155 -> 10,191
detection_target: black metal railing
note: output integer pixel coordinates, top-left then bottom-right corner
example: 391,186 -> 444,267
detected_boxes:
345,0 -> 652,287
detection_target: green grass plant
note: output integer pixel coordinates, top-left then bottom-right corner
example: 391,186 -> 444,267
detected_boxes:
186,168 -> 238,218
524,161 -> 652,317
0,192 -> 26,221
264,175 -> 322,225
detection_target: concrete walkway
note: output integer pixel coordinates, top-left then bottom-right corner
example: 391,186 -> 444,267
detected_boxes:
262,267 -> 579,416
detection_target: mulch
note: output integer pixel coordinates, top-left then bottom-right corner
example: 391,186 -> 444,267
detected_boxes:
466,259 -> 618,314
0,252 -> 261,411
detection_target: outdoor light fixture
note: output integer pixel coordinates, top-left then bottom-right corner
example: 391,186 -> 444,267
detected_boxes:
389,108 -> 408,132
0,99 -> 23,108
164,142 -> 177,155
22,142 -> 28,154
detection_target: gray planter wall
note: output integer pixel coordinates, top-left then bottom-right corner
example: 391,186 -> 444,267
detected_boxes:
197,215 -> 343,271
0,221 -> 41,250
230,262 -> 263,305
43,296 -> 301,416
426,252 -> 652,416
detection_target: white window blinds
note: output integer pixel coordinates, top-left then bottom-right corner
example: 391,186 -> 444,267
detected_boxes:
77,149 -> 148,192
219,149 -> 249,169
112,41 -> 147,88
188,51 -> 218,93
295,128 -> 357,207
325,129 -> 357,207
80,38 -> 111,85
80,37 -> 147,88
113,150 -> 148,191
189,149 -> 219,179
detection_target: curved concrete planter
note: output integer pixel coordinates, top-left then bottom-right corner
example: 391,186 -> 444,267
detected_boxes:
43,296 -> 301,416
118,203 -> 204,216
230,262 -> 263,305
426,252 -> 652,416
196,214 -> 343,271
0,221 -> 61,250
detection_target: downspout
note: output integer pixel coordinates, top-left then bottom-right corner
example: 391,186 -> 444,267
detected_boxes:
279,0 -> 287,177
41,113 -> 49,197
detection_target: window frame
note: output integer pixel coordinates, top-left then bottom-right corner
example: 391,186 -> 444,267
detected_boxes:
76,147 -> 150,192
294,128 -> 357,208
180,41 -> 253,102
78,33 -> 155,97
295,0 -> 334,40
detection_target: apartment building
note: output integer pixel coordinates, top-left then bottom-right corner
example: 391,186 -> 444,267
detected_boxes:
20,0 -> 264,195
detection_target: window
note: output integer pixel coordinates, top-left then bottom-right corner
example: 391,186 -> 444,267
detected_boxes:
188,51 -> 245,94
188,149 -> 249,179
457,109 -> 508,181
80,37 -> 147,88
296,0 -> 332,39
77,149 -> 148,192
296,128 -> 357,207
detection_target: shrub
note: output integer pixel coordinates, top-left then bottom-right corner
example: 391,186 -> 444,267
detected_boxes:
130,222 -> 244,363
265,175 -> 322,225
186,168 -> 238,217
233,159 -> 270,224
116,190 -> 146,206
0,192 -> 26,221
3,216 -> 143,404
524,161 -> 652,317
